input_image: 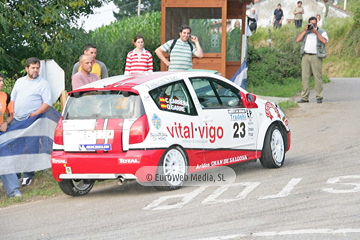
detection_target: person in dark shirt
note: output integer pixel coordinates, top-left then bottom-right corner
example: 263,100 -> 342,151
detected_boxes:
273,4 -> 284,29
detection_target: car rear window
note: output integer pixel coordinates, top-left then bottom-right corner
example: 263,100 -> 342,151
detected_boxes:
64,91 -> 145,119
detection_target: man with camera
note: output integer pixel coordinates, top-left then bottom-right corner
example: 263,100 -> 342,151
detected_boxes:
296,17 -> 328,104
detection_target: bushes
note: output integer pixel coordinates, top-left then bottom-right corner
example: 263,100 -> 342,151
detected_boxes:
90,12 -> 161,77
247,27 -> 302,87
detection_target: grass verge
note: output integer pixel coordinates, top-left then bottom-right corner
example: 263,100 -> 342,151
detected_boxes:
0,170 -> 63,208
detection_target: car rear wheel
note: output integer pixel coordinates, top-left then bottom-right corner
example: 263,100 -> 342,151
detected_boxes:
58,179 -> 95,196
153,146 -> 188,191
260,124 -> 285,168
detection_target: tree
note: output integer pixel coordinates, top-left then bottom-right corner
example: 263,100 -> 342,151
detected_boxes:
113,0 -> 160,20
0,0 -> 109,79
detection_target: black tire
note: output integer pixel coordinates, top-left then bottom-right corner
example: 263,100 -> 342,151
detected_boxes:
153,146 -> 188,191
260,124 -> 285,168
58,179 -> 95,196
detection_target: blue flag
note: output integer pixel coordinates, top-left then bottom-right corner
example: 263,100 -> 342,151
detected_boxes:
0,107 -> 60,174
230,60 -> 248,90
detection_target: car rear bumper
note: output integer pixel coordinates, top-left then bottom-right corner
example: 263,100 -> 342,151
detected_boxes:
51,149 -> 165,182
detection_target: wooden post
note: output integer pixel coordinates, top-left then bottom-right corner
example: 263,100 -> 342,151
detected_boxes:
60,90 -> 68,111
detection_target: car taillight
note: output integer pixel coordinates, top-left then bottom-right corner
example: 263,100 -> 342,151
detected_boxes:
53,117 -> 64,145
129,115 -> 149,144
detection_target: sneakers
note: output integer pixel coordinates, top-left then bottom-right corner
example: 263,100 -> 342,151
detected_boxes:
22,177 -> 32,186
316,98 -> 323,103
14,193 -> 22,197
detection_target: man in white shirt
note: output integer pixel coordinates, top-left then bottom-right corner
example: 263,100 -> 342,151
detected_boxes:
296,17 -> 328,104
10,57 -> 53,185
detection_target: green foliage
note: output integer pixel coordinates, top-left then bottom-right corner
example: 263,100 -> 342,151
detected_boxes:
226,28 -> 241,61
1,77 -> 15,95
246,41 -> 302,87
278,100 -> 298,110
190,19 -> 221,54
113,0 -> 160,20
352,4 -> 360,29
247,77 -> 302,98
337,0 -> 359,14
90,12 -> 161,76
0,0 -> 108,86
321,15 -> 360,77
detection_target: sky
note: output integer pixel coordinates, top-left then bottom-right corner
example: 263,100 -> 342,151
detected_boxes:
78,2 -> 118,32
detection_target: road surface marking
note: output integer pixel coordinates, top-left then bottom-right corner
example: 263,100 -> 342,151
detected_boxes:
258,178 -> 302,199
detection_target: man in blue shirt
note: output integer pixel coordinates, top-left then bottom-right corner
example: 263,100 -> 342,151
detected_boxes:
10,57 -> 52,186
273,4 -> 284,29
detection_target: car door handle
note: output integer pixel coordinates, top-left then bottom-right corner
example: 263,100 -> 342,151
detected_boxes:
202,116 -> 213,123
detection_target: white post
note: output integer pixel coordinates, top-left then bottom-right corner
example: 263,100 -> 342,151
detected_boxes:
138,0 -> 141,16
344,0 -> 347,10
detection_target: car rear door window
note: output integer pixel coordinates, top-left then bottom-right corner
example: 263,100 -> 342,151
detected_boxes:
149,80 -> 197,115
64,91 -> 145,119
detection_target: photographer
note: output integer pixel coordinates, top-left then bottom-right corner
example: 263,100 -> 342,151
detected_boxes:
296,17 -> 328,104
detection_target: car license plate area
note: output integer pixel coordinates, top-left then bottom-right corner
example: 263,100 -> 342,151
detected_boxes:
80,130 -> 114,140
64,130 -> 115,152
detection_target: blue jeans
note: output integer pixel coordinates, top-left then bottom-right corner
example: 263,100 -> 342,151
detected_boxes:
0,174 -> 21,197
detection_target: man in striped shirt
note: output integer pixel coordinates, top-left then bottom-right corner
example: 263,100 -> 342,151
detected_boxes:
155,25 -> 204,71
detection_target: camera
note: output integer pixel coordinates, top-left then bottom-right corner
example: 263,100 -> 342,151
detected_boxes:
307,23 -> 314,30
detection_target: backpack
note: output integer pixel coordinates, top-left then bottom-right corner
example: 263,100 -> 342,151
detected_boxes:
169,39 -> 194,56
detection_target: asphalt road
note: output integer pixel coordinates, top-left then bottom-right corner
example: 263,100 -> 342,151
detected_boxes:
1,78 -> 360,240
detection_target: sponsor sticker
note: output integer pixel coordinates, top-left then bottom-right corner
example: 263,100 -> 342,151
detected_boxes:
64,164 -> 72,174
145,76 -> 179,89
149,132 -> 168,141
265,102 -> 281,120
118,158 -> 141,164
52,158 -> 67,164
282,116 -> 289,127
79,144 -> 112,151
152,113 -> 161,130
167,122 -> 224,143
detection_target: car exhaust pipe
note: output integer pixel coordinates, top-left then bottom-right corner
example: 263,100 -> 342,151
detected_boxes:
118,176 -> 125,185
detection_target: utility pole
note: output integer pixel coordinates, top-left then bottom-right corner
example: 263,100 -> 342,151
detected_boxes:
138,0 -> 141,16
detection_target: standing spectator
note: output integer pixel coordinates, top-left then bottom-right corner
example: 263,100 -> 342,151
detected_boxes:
296,17 -> 328,103
72,44 -> 109,79
247,8 -> 258,32
316,14 -> 322,27
124,35 -> 153,75
0,73 -> 22,197
155,24 -> 204,71
10,57 -> 52,185
273,4 -> 284,29
233,20 -> 241,30
72,55 -> 100,90
293,1 -> 304,28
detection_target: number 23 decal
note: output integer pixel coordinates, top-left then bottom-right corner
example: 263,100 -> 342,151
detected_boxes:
233,122 -> 246,138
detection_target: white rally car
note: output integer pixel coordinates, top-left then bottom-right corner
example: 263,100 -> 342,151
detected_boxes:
52,71 -> 290,196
